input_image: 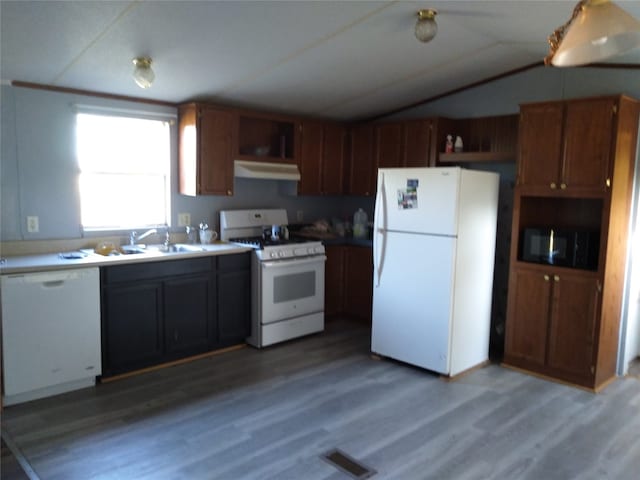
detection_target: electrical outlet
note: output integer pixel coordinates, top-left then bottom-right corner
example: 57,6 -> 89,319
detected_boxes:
27,216 -> 39,233
178,213 -> 191,227
296,210 -> 304,222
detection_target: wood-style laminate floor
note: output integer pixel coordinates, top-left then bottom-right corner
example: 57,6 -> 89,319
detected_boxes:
2,318 -> 639,480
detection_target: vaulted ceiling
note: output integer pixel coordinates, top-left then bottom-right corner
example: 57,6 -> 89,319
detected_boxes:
2,1 -> 639,121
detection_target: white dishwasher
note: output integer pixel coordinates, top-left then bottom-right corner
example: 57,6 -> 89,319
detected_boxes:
1,267 -> 101,405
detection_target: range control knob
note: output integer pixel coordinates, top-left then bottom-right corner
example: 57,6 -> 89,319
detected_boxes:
279,251 -> 286,258
270,252 -> 277,258
308,247 -> 315,254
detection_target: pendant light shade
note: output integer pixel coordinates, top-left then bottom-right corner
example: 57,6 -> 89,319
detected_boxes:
415,9 -> 438,43
549,0 -> 640,66
132,57 -> 155,89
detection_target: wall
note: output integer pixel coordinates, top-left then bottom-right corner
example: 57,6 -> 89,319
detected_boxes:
0,85 -> 371,244
389,65 -> 640,119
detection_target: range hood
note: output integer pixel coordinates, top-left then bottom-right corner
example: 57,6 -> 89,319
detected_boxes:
234,160 -> 300,181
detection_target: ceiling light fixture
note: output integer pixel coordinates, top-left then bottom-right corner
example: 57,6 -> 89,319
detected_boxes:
545,0 -> 640,66
132,57 -> 155,89
415,9 -> 438,43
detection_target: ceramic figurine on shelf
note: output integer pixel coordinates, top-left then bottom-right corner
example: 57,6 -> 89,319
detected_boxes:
454,135 -> 464,152
445,134 -> 454,153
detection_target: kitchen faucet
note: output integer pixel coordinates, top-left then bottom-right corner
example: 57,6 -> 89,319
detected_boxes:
129,228 -> 157,245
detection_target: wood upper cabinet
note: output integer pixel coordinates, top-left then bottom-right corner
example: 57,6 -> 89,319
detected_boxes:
375,123 -> 404,169
518,103 -> 564,190
403,119 -> 433,168
298,121 -> 346,195
236,112 -> 299,162
179,103 -> 235,196
298,121 -> 323,195
321,123 -> 346,195
348,124 -> 376,196
562,99 -> 614,193
518,98 -> 616,194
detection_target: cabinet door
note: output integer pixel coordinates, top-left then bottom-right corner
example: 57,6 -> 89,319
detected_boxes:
103,282 -> 163,374
547,273 -> 600,379
348,125 -> 375,196
562,98 -> 614,193
504,268 -> 551,367
403,120 -> 432,167
217,268 -> 251,346
325,245 -> 346,316
322,123 -> 346,195
198,107 -> 235,196
164,273 -> 215,357
344,246 -> 373,322
518,104 -> 564,190
376,123 -> 404,169
298,121 -> 323,195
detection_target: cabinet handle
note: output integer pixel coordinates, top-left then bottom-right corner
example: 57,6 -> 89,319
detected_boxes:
560,183 -> 567,189
550,182 -> 557,189
554,275 -> 560,282
227,190 -> 232,195
544,274 -> 550,281
606,178 -> 611,188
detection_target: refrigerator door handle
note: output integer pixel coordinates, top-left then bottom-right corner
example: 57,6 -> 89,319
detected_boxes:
374,172 -> 387,287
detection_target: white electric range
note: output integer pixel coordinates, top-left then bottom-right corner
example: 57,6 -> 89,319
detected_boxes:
220,209 -> 326,347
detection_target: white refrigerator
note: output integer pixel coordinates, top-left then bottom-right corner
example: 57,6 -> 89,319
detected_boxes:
371,167 -> 499,376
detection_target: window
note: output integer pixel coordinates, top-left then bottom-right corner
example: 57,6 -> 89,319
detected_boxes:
76,111 -> 171,230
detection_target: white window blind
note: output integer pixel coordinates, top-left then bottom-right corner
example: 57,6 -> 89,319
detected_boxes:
76,112 -> 171,230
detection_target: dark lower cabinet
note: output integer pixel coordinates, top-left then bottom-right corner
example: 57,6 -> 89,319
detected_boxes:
217,254 -> 251,346
164,273 -> 215,358
103,281 -> 163,372
101,253 -> 250,377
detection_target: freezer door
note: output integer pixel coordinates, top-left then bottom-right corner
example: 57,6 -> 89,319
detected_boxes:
371,231 -> 455,374
376,167 -> 460,236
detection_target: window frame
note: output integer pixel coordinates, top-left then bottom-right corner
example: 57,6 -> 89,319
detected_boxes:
74,105 -> 175,232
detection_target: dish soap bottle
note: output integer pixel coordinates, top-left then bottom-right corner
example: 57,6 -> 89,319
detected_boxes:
353,208 -> 368,239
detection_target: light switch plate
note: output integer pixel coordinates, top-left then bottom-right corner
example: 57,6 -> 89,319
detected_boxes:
296,210 -> 304,222
178,213 -> 191,227
27,216 -> 39,233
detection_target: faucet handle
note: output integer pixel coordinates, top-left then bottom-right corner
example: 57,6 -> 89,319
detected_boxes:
130,231 -> 138,245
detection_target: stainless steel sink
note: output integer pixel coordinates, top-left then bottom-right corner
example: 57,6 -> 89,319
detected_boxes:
168,244 -> 205,253
120,245 -> 148,255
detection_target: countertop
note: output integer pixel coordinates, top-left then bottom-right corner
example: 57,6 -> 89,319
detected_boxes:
0,243 -> 253,275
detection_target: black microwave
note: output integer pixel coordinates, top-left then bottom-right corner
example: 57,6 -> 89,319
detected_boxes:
520,227 -> 600,270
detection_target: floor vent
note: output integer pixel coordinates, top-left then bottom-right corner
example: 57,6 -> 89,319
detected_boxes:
321,448 -> 376,479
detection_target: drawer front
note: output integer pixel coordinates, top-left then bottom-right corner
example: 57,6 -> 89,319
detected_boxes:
103,257 -> 213,284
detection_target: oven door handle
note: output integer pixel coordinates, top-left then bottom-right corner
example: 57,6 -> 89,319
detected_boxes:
261,255 -> 327,269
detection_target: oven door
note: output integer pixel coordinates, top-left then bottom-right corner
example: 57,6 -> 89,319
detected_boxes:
260,255 -> 326,324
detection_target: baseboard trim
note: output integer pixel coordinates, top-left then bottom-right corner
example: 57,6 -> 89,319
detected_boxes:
100,344 -> 246,383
